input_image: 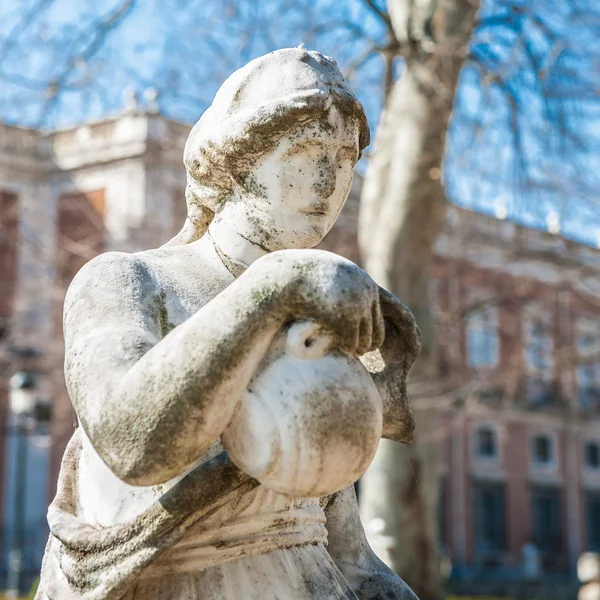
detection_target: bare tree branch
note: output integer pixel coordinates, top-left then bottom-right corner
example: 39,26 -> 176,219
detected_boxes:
36,0 -> 137,126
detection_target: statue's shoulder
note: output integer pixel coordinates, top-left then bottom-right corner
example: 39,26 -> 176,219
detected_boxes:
65,251 -> 159,318
64,243 -> 224,330
72,250 -> 156,291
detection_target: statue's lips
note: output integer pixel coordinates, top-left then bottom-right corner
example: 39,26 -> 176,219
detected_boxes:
301,204 -> 328,218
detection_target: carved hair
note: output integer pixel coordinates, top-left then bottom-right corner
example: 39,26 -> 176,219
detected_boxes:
165,48 -> 370,246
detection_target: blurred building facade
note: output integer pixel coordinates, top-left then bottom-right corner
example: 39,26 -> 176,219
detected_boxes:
0,108 -> 599,592
0,107 -> 189,588
431,209 -> 600,595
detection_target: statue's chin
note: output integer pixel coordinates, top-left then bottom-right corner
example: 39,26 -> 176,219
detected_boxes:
295,225 -> 329,250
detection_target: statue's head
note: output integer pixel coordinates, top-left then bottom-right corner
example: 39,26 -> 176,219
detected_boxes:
168,48 -> 370,249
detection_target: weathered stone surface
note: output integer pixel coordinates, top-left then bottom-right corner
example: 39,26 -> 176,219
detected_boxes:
222,320 -> 382,497
36,48 -> 420,600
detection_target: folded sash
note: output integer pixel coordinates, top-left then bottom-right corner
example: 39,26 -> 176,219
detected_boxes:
36,429 -> 259,600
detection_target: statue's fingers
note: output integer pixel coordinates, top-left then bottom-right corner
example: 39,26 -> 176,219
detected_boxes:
356,312 -> 373,356
370,299 -> 385,352
342,320 -> 360,357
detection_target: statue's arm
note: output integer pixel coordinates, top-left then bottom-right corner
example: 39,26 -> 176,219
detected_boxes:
324,485 -> 418,600
64,251 -> 290,487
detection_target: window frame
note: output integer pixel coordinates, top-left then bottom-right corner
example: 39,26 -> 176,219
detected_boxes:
585,490 -> 600,553
523,303 -> 555,404
584,440 -> 600,472
465,296 -> 500,371
472,423 -> 501,463
529,431 -> 558,473
575,316 -> 600,410
472,480 -> 507,556
530,485 -> 563,555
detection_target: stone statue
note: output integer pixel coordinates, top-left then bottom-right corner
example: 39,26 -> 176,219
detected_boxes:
36,48 -> 421,600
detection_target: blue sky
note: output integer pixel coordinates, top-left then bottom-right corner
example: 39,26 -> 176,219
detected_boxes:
1,0 -> 599,247
0,0 -> 388,128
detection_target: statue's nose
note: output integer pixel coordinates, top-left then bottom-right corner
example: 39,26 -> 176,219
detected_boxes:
313,159 -> 337,199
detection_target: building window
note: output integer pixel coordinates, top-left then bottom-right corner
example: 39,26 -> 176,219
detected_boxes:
531,434 -> 554,467
475,426 -> 498,460
473,482 -> 506,554
466,303 -> 499,370
57,189 -> 105,290
585,442 -> 600,470
439,477 -> 448,547
0,190 -> 19,324
524,305 -> 554,404
586,492 -> 600,552
575,317 -> 600,410
531,486 -> 562,554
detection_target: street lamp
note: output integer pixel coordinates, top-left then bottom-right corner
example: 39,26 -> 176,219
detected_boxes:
9,372 -> 36,418
6,371 -> 52,598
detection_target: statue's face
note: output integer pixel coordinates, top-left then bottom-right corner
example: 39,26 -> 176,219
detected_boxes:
239,105 -> 360,250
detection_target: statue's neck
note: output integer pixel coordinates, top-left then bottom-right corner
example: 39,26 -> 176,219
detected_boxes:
207,215 -> 271,274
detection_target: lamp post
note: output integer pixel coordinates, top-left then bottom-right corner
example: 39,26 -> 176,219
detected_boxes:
6,371 -> 50,599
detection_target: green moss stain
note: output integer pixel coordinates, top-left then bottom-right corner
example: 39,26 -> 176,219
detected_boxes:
157,290 -> 176,337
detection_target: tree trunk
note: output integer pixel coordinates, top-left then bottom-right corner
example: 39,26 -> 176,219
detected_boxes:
359,2 -> 480,599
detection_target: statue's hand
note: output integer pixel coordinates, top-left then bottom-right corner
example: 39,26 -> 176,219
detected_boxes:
361,288 -> 421,443
250,249 -> 384,356
377,287 -> 421,365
